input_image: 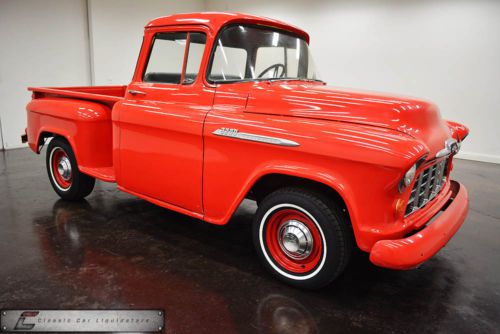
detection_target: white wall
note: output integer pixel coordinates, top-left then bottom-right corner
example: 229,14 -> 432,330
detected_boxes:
0,118 -> 4,149
0,0 -> 203,150
0,0 -> 91,149
88,0 -> 203,85
207,0 -> 500,163
1,0 -> 499,163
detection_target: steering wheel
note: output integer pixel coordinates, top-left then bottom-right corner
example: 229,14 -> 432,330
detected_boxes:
258,63 -> 286,79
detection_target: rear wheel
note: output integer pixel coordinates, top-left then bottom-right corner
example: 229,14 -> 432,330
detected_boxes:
253,188 -> 353,289
46,137 -> 95,200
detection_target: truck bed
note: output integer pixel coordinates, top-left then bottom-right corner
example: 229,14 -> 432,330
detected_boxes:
26,85 -> 126,183
28,85 -> 127,104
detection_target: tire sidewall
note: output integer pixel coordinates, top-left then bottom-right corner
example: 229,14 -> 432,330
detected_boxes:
46,139 -> 80,199
253,191 -> 347,288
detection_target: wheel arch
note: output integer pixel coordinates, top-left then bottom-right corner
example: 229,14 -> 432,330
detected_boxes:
35,130 -> 87,179
36,130 -> 54,152
205,167 -> 358,235
250,173 -> 351,222
35,129 -> 77,158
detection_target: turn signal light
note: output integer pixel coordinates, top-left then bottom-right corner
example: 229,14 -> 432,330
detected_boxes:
395,198 -> 406,218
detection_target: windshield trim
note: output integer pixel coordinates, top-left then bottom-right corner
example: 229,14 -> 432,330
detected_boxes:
205,23 -> 316,85
210,77 -> 325,84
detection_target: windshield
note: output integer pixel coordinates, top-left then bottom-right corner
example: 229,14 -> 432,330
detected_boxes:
208,25 -> 320,83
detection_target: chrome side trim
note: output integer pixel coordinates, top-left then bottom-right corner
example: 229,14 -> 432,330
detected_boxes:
212,128 -> 300,147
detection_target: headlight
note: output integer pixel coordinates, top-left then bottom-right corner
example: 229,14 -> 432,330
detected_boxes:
403,164 -> 417,187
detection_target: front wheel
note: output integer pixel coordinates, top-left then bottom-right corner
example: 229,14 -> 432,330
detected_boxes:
46,137 -> 95,200
253,188 -> 353,289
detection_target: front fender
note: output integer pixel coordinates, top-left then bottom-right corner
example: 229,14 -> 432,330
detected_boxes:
203,154 -> 405,251
204,128 -> 422,251
202,110 -> 428,251
445,120 -> 469,142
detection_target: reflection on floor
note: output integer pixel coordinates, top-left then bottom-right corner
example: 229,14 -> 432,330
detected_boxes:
0,148 -> 499,333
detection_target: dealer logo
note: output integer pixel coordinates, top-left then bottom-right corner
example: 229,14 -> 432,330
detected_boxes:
1,309 -> 163,332
14,311 -> 39,331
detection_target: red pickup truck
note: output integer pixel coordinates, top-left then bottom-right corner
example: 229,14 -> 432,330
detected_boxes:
24,12 -> 469,288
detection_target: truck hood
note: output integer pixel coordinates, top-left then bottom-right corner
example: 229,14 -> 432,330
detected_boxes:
246,82 -> 453,158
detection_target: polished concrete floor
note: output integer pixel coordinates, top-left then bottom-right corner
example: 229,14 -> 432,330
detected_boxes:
0,148 -> 499,333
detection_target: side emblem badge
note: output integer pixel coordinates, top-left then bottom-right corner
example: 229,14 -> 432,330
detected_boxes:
212,128 -> 300,147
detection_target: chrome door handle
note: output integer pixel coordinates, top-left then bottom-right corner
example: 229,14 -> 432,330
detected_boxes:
128,90 -> 146,96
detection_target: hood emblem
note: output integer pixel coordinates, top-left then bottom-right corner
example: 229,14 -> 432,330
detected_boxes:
436,138 -> 459,158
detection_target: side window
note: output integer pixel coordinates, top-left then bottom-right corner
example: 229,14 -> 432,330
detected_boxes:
144,32 -> 187,84
183,33 -> 207,84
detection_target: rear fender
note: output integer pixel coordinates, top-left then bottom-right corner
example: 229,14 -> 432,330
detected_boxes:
27,98 -> 113,169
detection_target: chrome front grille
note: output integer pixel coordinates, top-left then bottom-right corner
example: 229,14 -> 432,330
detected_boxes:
405,159 -> 448,216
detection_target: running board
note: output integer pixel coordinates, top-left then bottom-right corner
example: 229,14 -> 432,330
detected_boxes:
79,166 -> 116,182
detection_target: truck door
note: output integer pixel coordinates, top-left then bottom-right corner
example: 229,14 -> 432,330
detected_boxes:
117,30 -> 214,215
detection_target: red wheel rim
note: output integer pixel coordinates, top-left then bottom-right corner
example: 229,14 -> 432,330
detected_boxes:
265,208 -> 323,274
51,148 -> 72,189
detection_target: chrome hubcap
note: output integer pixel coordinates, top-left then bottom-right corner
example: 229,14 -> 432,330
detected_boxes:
57,156 -> 72,181
278,220 -> 313,260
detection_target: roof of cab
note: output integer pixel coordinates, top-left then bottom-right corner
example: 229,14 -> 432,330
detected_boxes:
146,12 -> 310,43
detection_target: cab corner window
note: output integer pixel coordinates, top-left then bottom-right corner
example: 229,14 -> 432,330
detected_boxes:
143,32 -> 206,85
